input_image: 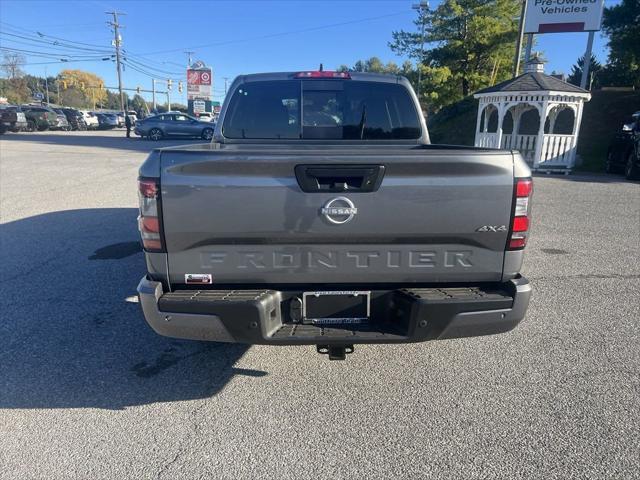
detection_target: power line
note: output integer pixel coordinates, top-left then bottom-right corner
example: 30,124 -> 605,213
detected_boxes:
134,11 -> 410,55
0,30 -> 112,54
121,59 -> 180,82
121,54 -> 182,76
1,21 -> 182,71
0,46 -> 110,60
0,21 -> 114,50
1,59 -> 111,66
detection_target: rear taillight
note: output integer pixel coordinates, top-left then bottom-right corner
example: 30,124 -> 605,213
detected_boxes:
294,71 -> 351,79
508,178 -> 533,250
137,177 -> 164,252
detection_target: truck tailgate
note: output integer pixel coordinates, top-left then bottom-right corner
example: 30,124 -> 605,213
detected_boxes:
160,146 -> 514,285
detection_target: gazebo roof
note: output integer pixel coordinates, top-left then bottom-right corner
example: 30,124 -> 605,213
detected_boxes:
475,72 -> 589,95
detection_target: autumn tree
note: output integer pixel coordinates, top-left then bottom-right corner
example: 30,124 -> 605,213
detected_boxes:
58,69 -> 107,108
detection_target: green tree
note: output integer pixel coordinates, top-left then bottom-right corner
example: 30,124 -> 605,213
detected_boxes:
129,94 -> 148,116
389,0 -> 520,103
338,56 -> 405,74
567,54 -> 602,89
601,0 -> 640,87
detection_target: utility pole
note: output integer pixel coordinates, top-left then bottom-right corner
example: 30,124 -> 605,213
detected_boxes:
152,79 -> 156,112
185,51 -> 195,68
106,11 -> 126,114
167,79 -> 172,112
223,77 -> 229,96
44,67 -> 50,104
513,0 -> 528,77
412,1 -> 429,105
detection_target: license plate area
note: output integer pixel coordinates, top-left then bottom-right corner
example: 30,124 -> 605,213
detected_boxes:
302,291 -> 370,325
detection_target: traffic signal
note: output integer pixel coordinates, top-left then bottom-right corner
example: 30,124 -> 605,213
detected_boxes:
178,81 -> 183,93
167,79 -> 172,91
136,86 -> 141,94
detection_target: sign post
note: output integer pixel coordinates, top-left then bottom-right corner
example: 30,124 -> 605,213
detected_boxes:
580,31 -> 595,89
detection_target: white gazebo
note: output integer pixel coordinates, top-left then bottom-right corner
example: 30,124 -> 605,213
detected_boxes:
474,57 -> 591,172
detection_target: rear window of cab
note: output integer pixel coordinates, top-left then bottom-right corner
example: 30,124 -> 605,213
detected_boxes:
222,80 -> 421,140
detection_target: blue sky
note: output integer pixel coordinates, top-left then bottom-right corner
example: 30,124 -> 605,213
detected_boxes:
0,0 -> 620,104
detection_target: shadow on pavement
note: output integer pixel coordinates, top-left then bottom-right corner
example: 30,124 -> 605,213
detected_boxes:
0,208 -> 264,410
0,131 -> 208,153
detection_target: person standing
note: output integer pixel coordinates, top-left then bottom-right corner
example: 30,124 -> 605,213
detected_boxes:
125,112 -> 132,138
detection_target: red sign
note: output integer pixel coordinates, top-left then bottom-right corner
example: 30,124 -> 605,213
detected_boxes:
187,69 -> 211,86
187,66 -> 212,101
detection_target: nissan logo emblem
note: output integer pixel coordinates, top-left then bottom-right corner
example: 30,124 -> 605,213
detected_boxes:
321,197 -> 358,224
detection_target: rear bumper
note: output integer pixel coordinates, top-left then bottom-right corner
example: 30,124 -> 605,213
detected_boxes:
1,120 -> 27,129
137,276 -> 532,345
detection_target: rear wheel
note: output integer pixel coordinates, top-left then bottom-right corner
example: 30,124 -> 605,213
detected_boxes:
625,151 -> 640,180
201,128 -> 214,140
26,120 -> 36,132
149,128 -> 163,141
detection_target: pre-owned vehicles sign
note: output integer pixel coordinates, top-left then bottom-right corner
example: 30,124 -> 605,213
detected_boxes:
187,66 -> 212,101
524,0 -> 604,33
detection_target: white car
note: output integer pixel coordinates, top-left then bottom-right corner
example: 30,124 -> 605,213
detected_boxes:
80,110 -> 99,129
197,112 -> 214,122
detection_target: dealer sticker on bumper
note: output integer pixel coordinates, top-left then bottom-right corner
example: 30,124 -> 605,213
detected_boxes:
185,274 -> 213,285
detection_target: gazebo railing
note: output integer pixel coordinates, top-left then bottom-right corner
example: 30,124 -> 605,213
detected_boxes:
501,134 -> 537,165
475,132 -> 499,148
539,134 -> 575,168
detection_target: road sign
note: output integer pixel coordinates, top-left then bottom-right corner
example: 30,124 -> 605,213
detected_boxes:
33,92 -> 44,101
525,0 -> 605,34
193,100 -> 206,113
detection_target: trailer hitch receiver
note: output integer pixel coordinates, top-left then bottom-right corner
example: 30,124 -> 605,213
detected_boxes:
316,344 -> 354,361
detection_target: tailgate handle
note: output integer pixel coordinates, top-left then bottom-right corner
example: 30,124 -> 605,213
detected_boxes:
295,165 -> 385,192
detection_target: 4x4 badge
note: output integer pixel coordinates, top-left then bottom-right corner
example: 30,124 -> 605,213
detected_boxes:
476,225 -> 507,232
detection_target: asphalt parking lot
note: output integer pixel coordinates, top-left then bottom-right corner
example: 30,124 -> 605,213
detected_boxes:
1,130 -> 639,479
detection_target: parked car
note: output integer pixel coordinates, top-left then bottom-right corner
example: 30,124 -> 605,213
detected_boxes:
0,104 -> 28,134
59,108 -> 87,131
80,110 -> 99,129
196,112 -> 214,122
95,113 -> 119,129
115,112 -> 125,127
124,110 -> 138,125
606,111 -> 640,179
134,112 -> 215,140
53,109 -> 71,131
21,105 -> 58,131
626,125 -> 640,180
136,70 -> 533,361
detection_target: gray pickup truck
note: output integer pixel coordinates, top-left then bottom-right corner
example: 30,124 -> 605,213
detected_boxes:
137,70 -> 532,360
